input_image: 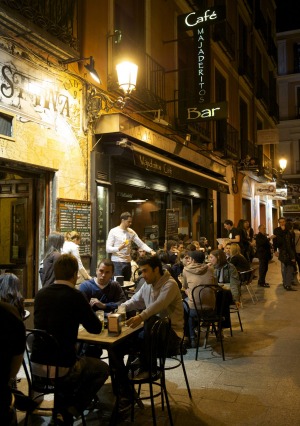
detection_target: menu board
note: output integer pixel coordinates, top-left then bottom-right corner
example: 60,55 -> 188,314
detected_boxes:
57,199 -> 91,256
166,209 -> 179,239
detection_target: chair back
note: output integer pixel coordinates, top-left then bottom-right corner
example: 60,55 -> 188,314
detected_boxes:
148,317 -> 171,376
24,329 -> 69,395
192,285 -> 225,324
239,269 -> 255,285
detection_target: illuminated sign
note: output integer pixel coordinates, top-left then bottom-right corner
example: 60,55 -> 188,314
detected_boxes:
186,101 -> 228,121
178,6 -> 226,122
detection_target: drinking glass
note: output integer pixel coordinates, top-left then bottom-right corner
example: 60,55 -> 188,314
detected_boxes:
117,305 -> 127,326
96,310 -> 105,332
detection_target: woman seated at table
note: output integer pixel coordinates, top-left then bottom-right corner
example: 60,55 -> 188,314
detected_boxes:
229,243 -> 251,272
0,273 -> 25,319
182,251 -> 215,348
209,249 -> 241,328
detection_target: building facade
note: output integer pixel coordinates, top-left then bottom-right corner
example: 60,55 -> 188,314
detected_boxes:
0,0 -> 280,297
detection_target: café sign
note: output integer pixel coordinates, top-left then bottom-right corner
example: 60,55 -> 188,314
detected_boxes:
177,7 -> 226,120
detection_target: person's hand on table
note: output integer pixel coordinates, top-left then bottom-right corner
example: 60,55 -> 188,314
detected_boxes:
126,314 -> 143,328
235,301 -> 241,309
90,298 -> 106,309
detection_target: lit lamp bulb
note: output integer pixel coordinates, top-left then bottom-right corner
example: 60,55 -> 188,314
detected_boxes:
279,158 -> 287,171
116,61 -> 138,95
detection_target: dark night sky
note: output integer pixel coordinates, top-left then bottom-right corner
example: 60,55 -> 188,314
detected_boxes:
276,0 -> 300,32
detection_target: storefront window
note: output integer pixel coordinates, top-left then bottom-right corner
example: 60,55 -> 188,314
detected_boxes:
172,195 -> 192,242
114,184 -> 166,249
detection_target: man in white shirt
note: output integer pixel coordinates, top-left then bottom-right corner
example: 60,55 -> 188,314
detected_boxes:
106,212 -> 155,280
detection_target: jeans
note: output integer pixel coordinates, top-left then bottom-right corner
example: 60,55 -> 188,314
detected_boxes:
280,262 -> 294,288
57,356 -> 109,413
258,257 -> 269,285
113,262 -> 131,281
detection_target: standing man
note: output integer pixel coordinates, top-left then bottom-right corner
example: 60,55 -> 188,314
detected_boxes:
273,217 -> 297,291
224,219 -> 241,244
255,224 -> 272,288
79,258 -> 126,313
106,212 -> 156,280
34,254 -> 109,424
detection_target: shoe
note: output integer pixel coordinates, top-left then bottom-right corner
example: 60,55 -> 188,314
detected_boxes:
285,286 -> 297,291
258,283 -> 270,288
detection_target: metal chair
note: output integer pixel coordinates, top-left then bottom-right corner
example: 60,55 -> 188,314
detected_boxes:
164,300 -> 192,399
192,285 -> 226,361
239,269 -> 258,304
128,317 -> 174,426
23,329 -> 86,426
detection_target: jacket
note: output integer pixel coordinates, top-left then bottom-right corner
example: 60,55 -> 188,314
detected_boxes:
214,263 -> 240,302
123,270 -> 184,338
182,263 -> 215,310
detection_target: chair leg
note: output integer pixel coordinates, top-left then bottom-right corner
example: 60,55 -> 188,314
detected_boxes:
180,354 -> 192,399
162,385 -> 174,426
236,310 -> 243,332
195,323 -> 200,360
149,382 -> 157,426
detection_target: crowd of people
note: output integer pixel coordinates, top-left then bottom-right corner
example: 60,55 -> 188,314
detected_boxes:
2,211 -> 300,424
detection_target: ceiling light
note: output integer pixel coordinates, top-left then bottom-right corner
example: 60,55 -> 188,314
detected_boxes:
127,199 -> 148,203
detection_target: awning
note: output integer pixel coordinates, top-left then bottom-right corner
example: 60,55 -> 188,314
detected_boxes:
128,142 -> 229,193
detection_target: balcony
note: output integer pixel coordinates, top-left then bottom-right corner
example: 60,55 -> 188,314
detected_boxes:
254,8 -> 268,44
267,37 -> 278,66
212,20 -> 236,60
214,121 -> 240,160
241,139 -> 259,161
238,51 -> 254,86
0,0 -> 79,59
256,78 -> 269,109
258,154 -> 273,180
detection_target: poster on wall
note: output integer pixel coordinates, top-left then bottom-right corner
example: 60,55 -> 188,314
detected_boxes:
57,199 -> 91,256
166,209 -> 179,240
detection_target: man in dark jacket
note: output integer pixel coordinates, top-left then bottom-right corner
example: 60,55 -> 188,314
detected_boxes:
34,254 -> 109,424
273,217 -> 296,291
255,224 -> 272,287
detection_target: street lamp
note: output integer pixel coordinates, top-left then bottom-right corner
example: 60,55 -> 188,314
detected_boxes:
116,61 -> 138,95
279,157 -> 287,172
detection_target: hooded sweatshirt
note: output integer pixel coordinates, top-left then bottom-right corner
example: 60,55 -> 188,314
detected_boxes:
182,262 -> 215,310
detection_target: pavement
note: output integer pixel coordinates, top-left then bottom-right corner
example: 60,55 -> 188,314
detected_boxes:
17,257 -> 300,425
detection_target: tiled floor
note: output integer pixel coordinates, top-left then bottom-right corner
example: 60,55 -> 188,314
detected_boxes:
17,258 -> 300,425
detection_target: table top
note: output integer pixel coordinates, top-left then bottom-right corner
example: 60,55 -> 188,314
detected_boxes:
122,281 -> 136,289
77,323 -> 143,348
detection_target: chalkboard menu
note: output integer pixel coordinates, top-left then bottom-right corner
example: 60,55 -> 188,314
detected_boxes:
166,209 -> 179,239
57,199 -> 91,256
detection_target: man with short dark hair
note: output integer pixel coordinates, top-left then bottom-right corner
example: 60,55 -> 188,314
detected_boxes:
256,224 -> 272,287
34,254 -> 109,424
79,258 -> 126,313
223,219 -> 241,244
106,212 -> 155,280
273,217 -> 297,291
124,255 -> 184,356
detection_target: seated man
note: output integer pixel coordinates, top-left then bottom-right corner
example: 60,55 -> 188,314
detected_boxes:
108,255 -> 184,412
79,258 -> 127,314
0,301 -> 26,425
124,255 -> 184,370
33,254 -> 109,425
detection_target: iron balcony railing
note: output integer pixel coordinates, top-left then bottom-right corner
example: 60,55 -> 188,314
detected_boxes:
0,0 -> 79,50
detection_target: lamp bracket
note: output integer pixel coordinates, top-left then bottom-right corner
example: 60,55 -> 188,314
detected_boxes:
85,86 -> 127,133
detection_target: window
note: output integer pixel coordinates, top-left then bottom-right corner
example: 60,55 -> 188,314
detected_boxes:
0,112 -> 13,138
